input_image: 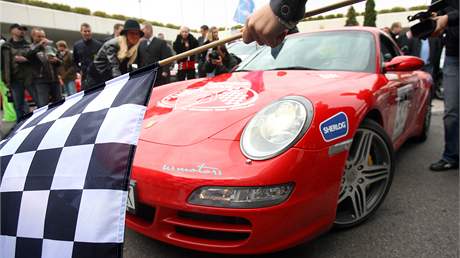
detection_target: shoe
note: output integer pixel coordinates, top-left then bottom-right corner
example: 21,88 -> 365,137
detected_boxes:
430,159 -> 459,172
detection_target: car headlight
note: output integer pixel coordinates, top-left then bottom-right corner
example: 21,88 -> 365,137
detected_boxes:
240,96 -> 314,160
188,184 -> 294,208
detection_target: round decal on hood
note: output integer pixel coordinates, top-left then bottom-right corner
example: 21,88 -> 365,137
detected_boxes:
158,82 -> 259,111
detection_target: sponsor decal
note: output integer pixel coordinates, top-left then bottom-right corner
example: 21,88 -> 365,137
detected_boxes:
320,112 -> 349,142
158,81 -> 258,112
162,163 -> 223,176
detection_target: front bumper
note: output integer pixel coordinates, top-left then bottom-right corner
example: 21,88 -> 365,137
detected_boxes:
126,139 -> 348,254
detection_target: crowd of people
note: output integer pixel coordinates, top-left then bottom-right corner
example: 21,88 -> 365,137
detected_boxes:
0,19 -> 242,124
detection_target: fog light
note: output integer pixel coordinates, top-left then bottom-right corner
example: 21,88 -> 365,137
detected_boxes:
188,184 -> 294,208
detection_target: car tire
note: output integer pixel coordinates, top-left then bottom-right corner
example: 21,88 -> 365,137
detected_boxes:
413,96 -> 432,143
334,119 -> 395,229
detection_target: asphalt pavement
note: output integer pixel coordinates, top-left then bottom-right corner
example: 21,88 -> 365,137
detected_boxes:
123,112 -> 459,258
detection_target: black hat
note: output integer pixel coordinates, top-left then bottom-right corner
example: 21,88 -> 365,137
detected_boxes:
9,23 -> 28,31
120,19 -> 144,37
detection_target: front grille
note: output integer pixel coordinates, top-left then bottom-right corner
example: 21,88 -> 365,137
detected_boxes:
177,211 -> 251,226
175,226 -> 250,241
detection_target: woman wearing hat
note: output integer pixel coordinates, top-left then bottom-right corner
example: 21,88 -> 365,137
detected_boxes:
87,19 -> 143,87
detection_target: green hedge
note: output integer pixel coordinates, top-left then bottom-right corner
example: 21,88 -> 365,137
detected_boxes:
72,7 -> 91,15
409,5 -> 428,11
3,0 -> 181,31
303,5 -> 423,22
93,11 -> 109,18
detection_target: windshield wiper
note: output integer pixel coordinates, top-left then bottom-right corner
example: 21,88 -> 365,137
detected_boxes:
268,66 -> 318,71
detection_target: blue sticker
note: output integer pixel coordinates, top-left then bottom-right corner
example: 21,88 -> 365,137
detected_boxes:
320,112 -> 349,142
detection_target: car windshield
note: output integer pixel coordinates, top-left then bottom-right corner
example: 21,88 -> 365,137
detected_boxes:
236,31 -> 376,73
228,42 -> 260,56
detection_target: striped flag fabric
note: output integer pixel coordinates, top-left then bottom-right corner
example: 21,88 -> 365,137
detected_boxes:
233,0 -> 255,24
0,66 -> 157,258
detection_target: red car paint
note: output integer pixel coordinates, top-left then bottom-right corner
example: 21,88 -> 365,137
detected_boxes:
126,28 -> 431,254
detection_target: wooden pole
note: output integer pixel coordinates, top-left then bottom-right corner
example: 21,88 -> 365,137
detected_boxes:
158,0 -> 365,67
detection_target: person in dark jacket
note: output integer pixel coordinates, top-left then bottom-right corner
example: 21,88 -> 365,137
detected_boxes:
56,40 -> 77,96
430,0 -> 459,171
1,24 -> 39,119
408,36 -> 443,83
197,25 -> 209,78
28,28 -> 62,108
73,23 -> 102,90
173,26 -> 199,81
204,45 -> 241,76
87,19 -> 143,87
139,22 -> 172,86
389,22 -> 410,54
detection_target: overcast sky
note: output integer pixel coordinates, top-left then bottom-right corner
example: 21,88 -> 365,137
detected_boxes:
44,0 -> 431,29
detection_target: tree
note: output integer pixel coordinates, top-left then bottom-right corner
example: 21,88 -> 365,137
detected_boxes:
345,6 -> 359,26
363,0 -> 377,27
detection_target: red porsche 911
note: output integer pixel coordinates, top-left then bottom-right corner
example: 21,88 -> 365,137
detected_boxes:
126,27 -> 432,254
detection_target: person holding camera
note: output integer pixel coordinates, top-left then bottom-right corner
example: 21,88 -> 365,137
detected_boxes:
430,0 -> 459,171
204,45 -> 241,77
173,26 -> 199,81
27,28 -> 62,108
1,24 -> 37,120
87,19 -> 143,87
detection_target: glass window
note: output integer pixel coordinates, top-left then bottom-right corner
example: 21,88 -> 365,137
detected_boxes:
237,31 -> 376,73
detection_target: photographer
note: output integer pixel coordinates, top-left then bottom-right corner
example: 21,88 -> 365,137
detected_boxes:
28,28 -> 62,108
204,45 -> 241,77
430,0 -> 459,171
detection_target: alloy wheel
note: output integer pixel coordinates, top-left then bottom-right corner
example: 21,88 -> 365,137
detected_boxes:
335,125 -> 393,227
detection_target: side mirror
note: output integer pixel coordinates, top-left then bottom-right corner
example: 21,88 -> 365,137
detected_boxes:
384,56 -> 424,72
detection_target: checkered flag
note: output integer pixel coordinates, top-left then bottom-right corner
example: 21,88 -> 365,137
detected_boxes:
0,66 -> 157,258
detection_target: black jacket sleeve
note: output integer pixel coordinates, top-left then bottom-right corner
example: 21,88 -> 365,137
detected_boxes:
270,0 -> 307,23
448,10 -> 458,26
173,35 -> 185,53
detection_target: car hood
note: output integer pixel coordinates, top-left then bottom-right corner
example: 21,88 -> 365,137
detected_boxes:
140,70 -> 370,146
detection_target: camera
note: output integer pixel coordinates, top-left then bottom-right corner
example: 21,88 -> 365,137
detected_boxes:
408,0 -> 448,39
209,50 -> 220,60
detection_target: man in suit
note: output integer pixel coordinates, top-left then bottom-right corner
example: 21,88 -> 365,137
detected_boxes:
139,22 -> 172,86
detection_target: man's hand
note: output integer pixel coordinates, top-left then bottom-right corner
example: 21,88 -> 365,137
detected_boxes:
431,15 -> 448,37
14,55 -> 28,63
161,72 -> 168,78
243,4 -> 288,48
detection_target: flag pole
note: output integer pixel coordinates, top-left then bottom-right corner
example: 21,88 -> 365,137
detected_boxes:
158,0 -> 365,67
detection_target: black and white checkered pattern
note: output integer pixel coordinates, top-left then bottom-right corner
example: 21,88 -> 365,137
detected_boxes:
0,67 -> 157,258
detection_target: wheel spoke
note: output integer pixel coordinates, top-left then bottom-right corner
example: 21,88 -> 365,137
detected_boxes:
338,188 -> 348,203
351,131 -> 373,166
351,184 -> 367,219
362,165 -> 390,185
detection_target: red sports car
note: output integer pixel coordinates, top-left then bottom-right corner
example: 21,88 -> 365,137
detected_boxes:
126,27 -> 432,254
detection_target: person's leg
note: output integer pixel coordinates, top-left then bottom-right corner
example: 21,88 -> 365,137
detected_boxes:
442,56 -> 459,164
10,80 -> 27,120
49,82 -> 62,103
25,81 -> 39,107
177,70 -> 186,81
187,69 -> 196,80
431,56 -> 459,171
66,81 -> 76,96
34,82 -> 51,108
